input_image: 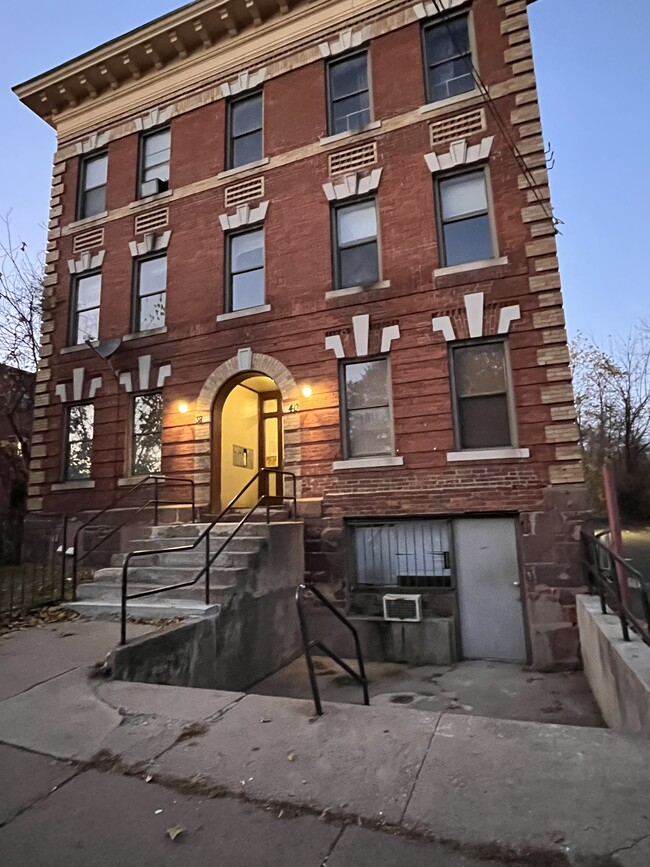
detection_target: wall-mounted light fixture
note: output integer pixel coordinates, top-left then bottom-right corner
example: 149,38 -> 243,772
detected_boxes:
178,401 -> 189,414
301,385 -> 313,398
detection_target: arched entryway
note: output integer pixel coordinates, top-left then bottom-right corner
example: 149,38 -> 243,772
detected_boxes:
193,351 -> 301,512
211,372 -> 283,511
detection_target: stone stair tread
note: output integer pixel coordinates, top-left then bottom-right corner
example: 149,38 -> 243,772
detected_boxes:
63,599 -> 220,620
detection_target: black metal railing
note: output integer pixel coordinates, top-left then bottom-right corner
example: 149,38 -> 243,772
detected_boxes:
69,474 -> 196,599
295,582 -> 369,716
120,468 -> 297,645
581,529 -> 650,647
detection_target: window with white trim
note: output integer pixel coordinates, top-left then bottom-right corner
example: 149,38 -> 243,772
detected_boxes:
422,13 -> 474,103
340,357 -> 394,458
64,403 -> 94,481
436,169 -> 495,266
450,340 -> 514,450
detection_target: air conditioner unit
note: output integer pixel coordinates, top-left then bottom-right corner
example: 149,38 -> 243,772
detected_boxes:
382,594 -> 422,623
141,178 -> 166,198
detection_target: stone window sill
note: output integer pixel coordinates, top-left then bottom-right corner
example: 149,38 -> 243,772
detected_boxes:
418,89 -> 482,115
217,304 -> 271,322
217,158 -> 270,180
51,480 -> 96,491
333,455 -> 404,471
446,447 -> 530,463
123,327 -> 168,342
66,212 -> 109,231
434,257 -> 509,278
129,190 -> 173,209
60,341 -> 98,355
325,280 -> 390,300
319,121 -> 382,146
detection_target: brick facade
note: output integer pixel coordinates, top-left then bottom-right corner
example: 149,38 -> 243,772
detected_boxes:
16,0 -> 588,669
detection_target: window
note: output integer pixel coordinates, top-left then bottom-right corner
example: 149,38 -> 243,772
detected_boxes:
227,92 -> 263,170
139,128 -> 171,197
451,341 -> 514,450
333,200 -> 379,289
327,51 -> 371,135
423,13 -> 474,103
227,228 -> 264,312
340,358 -> 393,458
70,272 -> 101,345
436,170 -> 494,267
64,403 -> 94,481
77,153 -> 107,220
352,521 -> 452,588
131,392 -> 163,476
134,255 -> 167,332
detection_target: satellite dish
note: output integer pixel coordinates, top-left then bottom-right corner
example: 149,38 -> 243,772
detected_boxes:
86,337 -> 122,360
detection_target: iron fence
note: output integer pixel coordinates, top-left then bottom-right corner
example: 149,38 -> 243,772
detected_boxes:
0,516 -> 67,621
581,529 -> 650,647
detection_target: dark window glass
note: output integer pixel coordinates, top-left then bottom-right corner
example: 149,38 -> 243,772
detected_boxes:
78,153 -> 107,220
140,128 -> 171,196
423,14 -> 474,103
452,342 -> 513,449
334,200 -> 379,289
228,93 -> 263,169
438,171 -> 494,266
134,256 -> 167,332
327,52 -> 371,134
64,403 -> 94,481
71,273 -> 101,345
131,392 -> 163,476
341,358 -> 393,458
228,229 -> 264,311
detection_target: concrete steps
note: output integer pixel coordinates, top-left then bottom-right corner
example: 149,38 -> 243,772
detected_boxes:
65,597 -> 221,621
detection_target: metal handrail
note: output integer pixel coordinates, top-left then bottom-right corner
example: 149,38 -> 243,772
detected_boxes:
120,468 -> 298,644
581,529 -> 650,647
69,474 -> 196,598
295,582 -> 369,716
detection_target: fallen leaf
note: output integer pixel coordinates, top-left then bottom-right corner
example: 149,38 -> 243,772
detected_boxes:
287,752 -> 296,762
166,826 -> 185,841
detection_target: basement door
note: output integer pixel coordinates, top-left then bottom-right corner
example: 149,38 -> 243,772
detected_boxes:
453,517 -> 527,662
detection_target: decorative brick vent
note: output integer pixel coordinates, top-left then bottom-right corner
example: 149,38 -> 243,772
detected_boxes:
134,207 -> 169,235
72,227 -> 104,253
329,141 -> 378,176
429,108 -> 485,147
224,176 -> 265,208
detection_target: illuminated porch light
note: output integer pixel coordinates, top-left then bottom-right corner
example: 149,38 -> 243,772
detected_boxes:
301,385 -> 313,398
178,401 -> 189,414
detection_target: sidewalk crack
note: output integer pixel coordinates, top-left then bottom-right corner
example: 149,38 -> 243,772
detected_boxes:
0,666 -> 78,703
320,826 -> 345,866
399,712 -> 443,824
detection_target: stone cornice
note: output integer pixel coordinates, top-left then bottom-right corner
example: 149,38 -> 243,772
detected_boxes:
13,0 -> 410,128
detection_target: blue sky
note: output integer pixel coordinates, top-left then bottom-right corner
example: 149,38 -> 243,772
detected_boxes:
1,0 -> 647,342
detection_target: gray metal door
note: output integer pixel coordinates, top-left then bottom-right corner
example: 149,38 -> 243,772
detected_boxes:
454,517 -> 527,662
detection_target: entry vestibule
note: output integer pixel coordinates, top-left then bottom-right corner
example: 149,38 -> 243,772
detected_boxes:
212,373 -> 283,512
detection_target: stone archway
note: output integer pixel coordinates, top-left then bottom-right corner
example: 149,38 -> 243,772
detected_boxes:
193,350 -> 301,507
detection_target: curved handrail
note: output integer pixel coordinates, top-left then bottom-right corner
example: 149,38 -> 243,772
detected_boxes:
120,468 -> 298,644
295,582 -> 369,716
70,474 -> 196,597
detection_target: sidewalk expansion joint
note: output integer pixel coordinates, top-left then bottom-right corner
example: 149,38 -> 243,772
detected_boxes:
0,666 -> 78,703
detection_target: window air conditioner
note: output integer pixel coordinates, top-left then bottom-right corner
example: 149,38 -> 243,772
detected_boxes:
382,594 -> 422,623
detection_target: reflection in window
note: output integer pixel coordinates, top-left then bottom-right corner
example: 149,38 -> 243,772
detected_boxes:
341,358 -> 393,458
71,273 -> 102,345
334,200 -> 379,289
65,403 -> 94,481
437,170 -> 494,266
132,392 -> 163,476
140,128 -> 171,197
452,341 -> 513,449
327,52 -> 371,134
423,14 -> 474,103
227,92 -> 263,169
227,228 -> 265,311
78,153 -> 107,220
134,255 -> 167,332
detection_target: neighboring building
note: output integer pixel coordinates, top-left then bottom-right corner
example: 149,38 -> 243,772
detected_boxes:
0,364 -> 34,513
13,0 -> 588,669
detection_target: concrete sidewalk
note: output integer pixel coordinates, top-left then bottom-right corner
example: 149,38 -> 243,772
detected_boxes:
1,621 -> 649,866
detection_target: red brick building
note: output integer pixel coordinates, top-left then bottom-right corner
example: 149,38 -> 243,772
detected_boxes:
14,0 -> 587,669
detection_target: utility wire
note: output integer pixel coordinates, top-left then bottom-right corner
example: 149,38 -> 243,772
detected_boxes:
430,0 -> 561,231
